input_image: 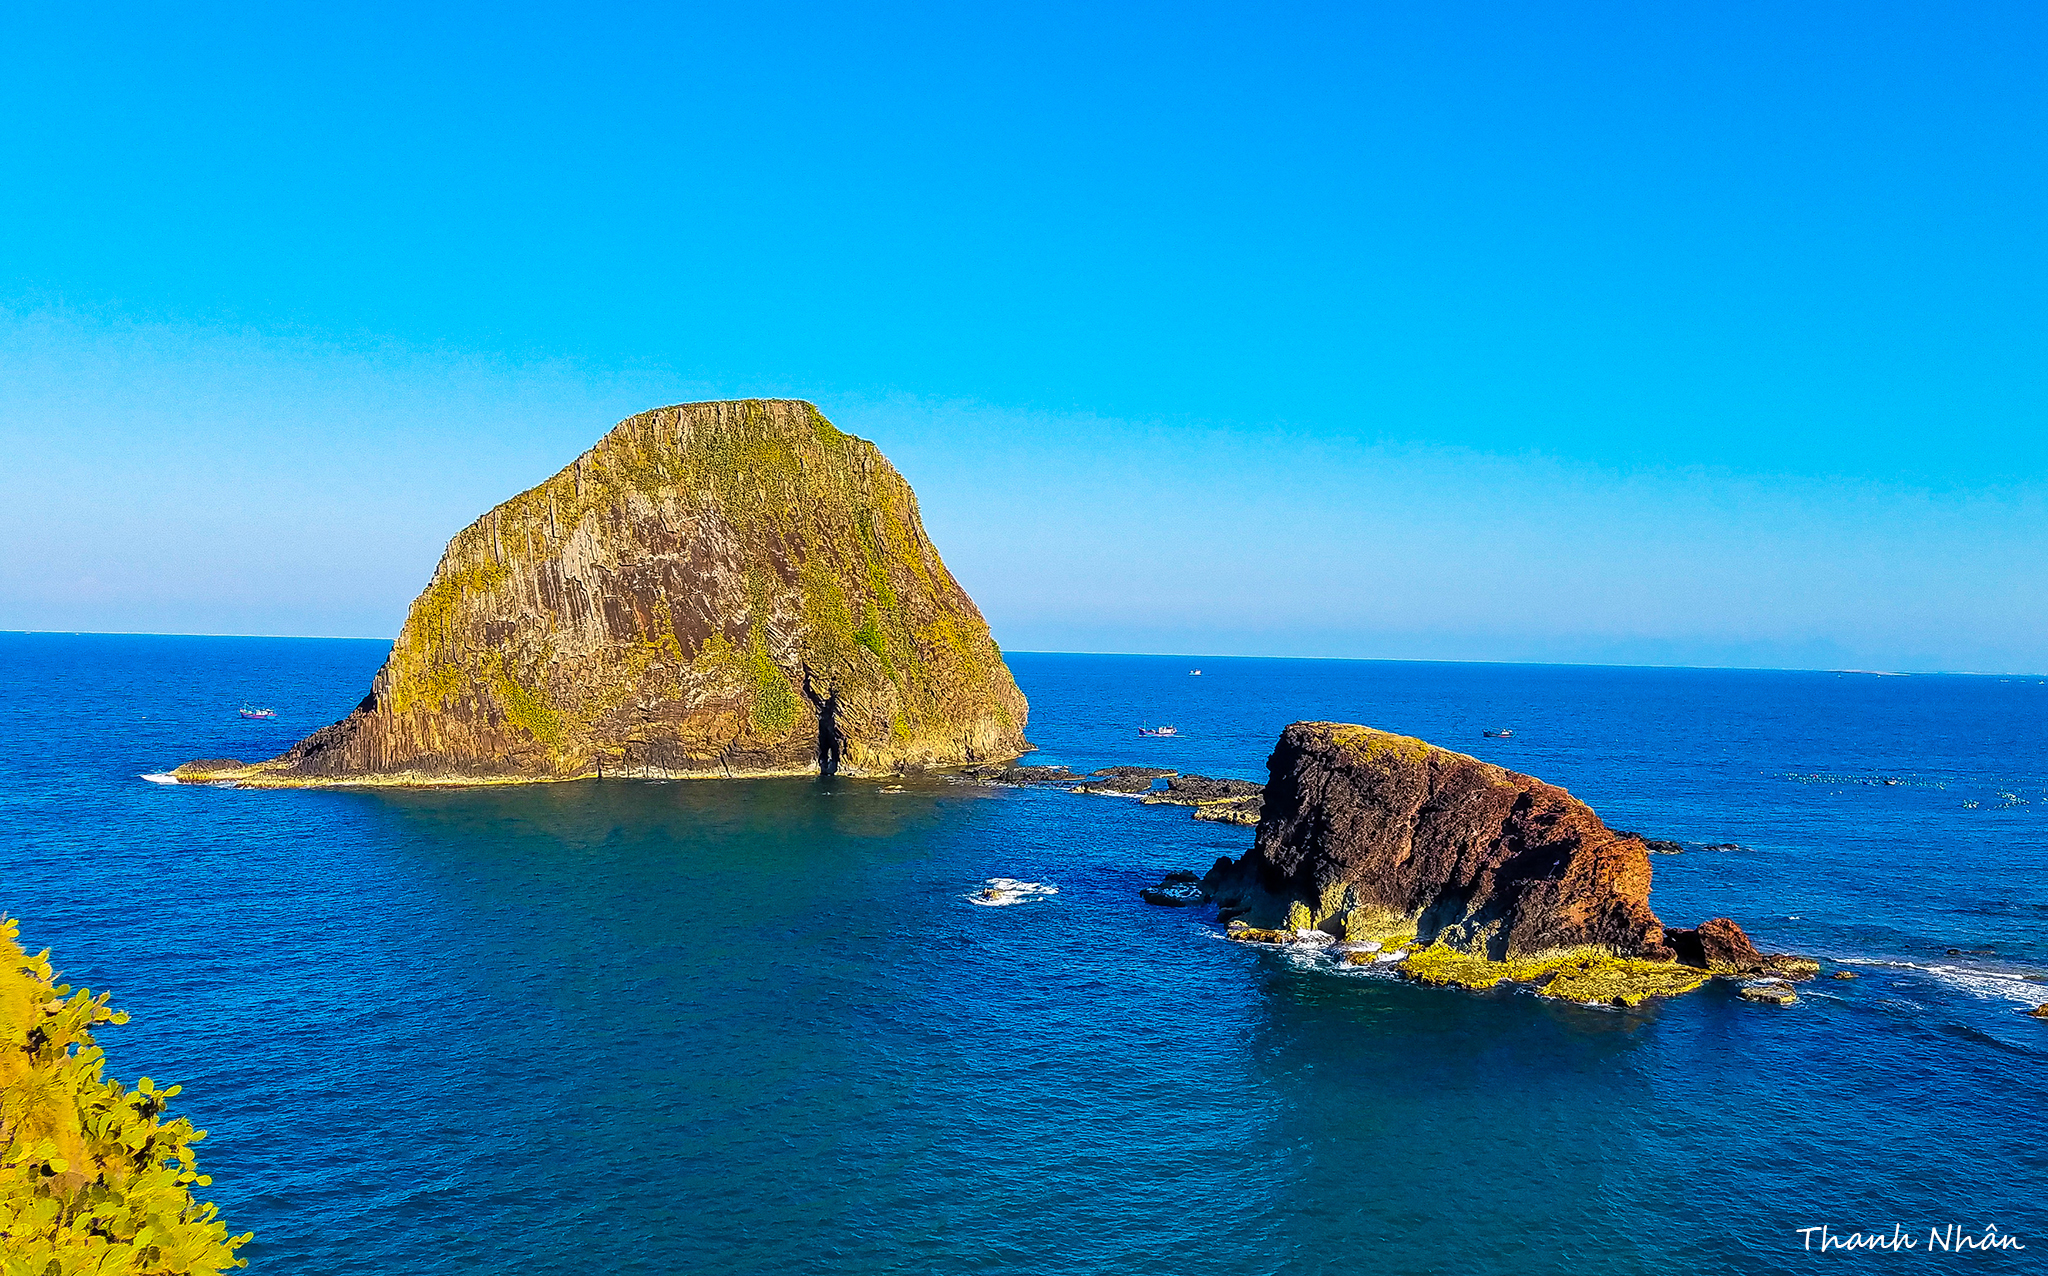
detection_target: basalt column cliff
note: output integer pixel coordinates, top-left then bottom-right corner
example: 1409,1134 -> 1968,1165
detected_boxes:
178,400 -> 1030,785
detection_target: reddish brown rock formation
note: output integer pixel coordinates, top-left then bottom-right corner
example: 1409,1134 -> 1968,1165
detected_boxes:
1662,918 -> 1764,971
1205,722 -> 1672,959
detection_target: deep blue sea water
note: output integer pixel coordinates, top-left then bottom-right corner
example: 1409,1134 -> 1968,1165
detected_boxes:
2,633 -> 2045,1274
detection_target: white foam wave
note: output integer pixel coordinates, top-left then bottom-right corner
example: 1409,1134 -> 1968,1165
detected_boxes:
139,773 -> 180,785
1842,958 -> 2047,1006
967,878 -> 1059,907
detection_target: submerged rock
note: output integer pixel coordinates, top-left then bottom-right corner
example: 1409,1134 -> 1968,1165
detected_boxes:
175,401 -> 1028,786
1739,982 -> 1800,1006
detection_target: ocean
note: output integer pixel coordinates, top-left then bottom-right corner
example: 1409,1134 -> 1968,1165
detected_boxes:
2,633 -> 2043,1273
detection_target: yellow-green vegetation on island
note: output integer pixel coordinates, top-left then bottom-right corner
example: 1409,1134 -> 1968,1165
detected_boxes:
0,919 -> 249,1273
1396,944 -> 1710,1006
172,399 -> 1029,785
1203,721 -> 1817,1007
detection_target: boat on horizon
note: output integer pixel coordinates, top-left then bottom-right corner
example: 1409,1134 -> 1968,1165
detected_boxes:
239,706 -> 277,720
1483,728 -> 1512,738
1139,724 -> 1179,737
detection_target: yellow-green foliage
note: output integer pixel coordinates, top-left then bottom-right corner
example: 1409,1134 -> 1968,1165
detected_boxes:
1227,927 -> 1304,945
1331,908 -> 1416,946
388,559 -> 510,716
1399,944 -> 1521,989
1328,725 -> 1436,767
492,669 -> 563,748
744,635 -> 799,736
1282,902 -> 1314,932
1398,943 -> 1710,1006
0,919 -> 250,1274
1541,957 -> 1710,1005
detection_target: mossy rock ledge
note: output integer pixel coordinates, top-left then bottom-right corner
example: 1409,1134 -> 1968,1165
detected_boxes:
174,399 -> 1030,786
1205,722 -> 1809,1006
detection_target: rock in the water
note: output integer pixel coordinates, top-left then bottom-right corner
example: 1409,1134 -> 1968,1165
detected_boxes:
175,401 -> 1028,786
1205,723 -> 1668,960
1140,869 -> 1209,907
1143,775 -> 1265,806
2027,1003 -> 2048,1020
1093,766 -> 1178,780
1074,774 -> 1159,795
1644,838 -> 1686,855
1761,954 -> 1821,980
1663,917 -> 1763,971
1192,796 -> 1263,825
1831,969 -> 1859,980
1662,919 -> 1817,980
1739,982 -> 1799,1005
982,764 -> 1080,785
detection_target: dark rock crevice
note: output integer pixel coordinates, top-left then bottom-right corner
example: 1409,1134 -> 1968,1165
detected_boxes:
800,667 -> 844,778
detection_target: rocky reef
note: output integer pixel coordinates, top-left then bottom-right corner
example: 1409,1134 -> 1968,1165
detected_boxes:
175,399 -> 1029,786
1197,721 -> 1813,1006
959,763 -> 1266,823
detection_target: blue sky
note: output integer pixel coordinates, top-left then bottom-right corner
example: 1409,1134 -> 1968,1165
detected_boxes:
3,2 -> 2044,670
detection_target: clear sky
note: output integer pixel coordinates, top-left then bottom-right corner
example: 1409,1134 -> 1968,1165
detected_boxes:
4,2 -> 2045,671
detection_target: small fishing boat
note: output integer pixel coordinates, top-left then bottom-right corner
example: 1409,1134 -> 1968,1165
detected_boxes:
1188,669 -> 1202,675
240,706 -> 277,720
1139,725 -> 1179,737
1483,728 -> 1513,738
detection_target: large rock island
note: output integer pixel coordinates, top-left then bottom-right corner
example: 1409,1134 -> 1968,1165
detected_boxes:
1203,722 -> 1811,1004
176,399 -> 1029,785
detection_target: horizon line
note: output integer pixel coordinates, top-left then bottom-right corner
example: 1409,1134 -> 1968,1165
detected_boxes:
5,628 -> 2043,679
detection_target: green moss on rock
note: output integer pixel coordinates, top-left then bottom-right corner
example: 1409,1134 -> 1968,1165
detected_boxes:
1398,943 -> 1710,1006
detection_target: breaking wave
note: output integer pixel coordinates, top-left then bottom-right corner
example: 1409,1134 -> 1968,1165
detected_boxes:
966,878 -> 1059,907
1842,957 -> 2047,1007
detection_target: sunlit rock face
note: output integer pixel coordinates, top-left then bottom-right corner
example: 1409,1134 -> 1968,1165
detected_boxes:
183,399 -> 1028,785
1207,722 -> 1669,959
